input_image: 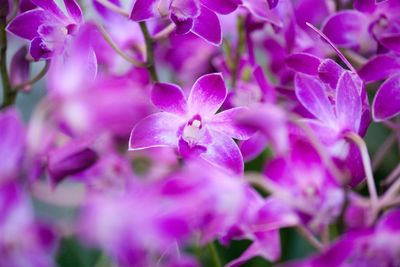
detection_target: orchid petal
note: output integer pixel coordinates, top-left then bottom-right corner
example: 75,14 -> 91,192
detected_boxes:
151,83 -> 187,115
336,71 -> 362,132
200,0 -> 239,14
63,0 -> 84,24
358,55 -> 400,83
188,73 -> 227,117
191,5 -> 222,45
242,0 -> 282,27
285,53 -> 321,75
209,107 -> 255,140
239,132 -> 268,162
380,34 -> 400,53
130,0 -> 157,21
201,130 -> 243,174
318,59 -> 344,89
372,74 -> 400,121
31,0 -> 68,20
129,113 -> 184,150
295,74 -> 335,124
321,10 -> 369,48
7,9 -> 58,40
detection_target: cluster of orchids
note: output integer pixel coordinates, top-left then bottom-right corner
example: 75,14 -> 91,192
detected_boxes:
2,0 -> 400,266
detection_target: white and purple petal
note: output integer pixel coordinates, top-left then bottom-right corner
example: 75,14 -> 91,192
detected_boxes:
188,73 -> 227,117
209,107 -> 255,140
336,71 -> 362,132
295,74 -> 336,125
129,113 -> 184,150
200,130 -> 244,174
151,82 -> 187,115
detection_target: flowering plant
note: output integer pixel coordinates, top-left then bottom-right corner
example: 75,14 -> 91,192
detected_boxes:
1,0 -> 400,266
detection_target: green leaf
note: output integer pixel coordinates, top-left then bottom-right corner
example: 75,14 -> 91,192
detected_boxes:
56,237 -> 102,267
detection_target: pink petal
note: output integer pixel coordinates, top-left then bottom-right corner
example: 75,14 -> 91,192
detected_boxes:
130,0 -> 157,21
209,107 -> 255,140
201,130 -> 243,174
295,74 -> 335,124
200,0 -> 240,14
336,71 -> 362,132
191,5 -> 222,45
372,74 -> 400,121
354,0 -> 376,12
151,83 -> 187,115
31,0 -> 68,20
318,58 -> 344,89
239,132 -> 268,162
10,46 -> 30,89
188,73 -> 227,117
63,0 -> 83,24
285,53 -> 321,75
321,10 -> 370,48
242,0 -> 283,27
7,9 -> 58,40
358,55 -> 400,83
227,230 -> 281,267
380,33 -> 400,53
129,113 -> 184,150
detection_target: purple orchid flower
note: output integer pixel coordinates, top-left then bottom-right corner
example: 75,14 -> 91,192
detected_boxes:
130,0 -> 236,45
372,74 -> 400,122
129,73 -> 254,174
130,0 -> 281,45
0,181 -> 57,267
7,0 -> 84,60
79,160 -> 248,267
283,208 -> 400,267
264,140 -> 345,232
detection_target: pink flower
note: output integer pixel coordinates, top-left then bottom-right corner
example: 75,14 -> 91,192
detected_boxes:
129,73 -> 254,174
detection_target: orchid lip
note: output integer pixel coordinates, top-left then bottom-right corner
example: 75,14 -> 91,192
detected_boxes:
182,114 -> 204,145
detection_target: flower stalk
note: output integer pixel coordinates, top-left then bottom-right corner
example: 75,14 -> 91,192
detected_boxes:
0,7 -> 15,108
139,21 -> 159,82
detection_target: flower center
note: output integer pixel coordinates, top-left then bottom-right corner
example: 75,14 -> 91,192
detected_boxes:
182,116 -> 204,145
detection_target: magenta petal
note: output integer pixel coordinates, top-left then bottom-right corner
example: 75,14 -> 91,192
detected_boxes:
200,0 -> 239,14
151,83 -> 187,115
354,0 -> 376,12
192,5 -> 222,45
227,230 -> 281,267
63,0 -> 83,24
318,59 -> 344,88
380,34 -> 400,53
7,9 -> 57,40
285,53 -> 321,75
10,46 -> 30,89
358,55 -> 400,83
129,113 -> 184,150
201,130 -> 243,174
209,107 -> 255,140
372,74 -> 400,121
188,73 -> 227,117
336,72 -> 362,132
130,0 -> 157,21
242,0 -> 282,27
295,74 -> 335,124
321,10 -> 369,48
239,132 -> 268,162
31,0 -> 67,20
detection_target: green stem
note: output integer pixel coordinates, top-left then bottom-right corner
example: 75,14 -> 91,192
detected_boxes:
139,21 -> 159,82
1,15 -> 14,109
231,15 -> 246,88
207,242 -> 222,267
